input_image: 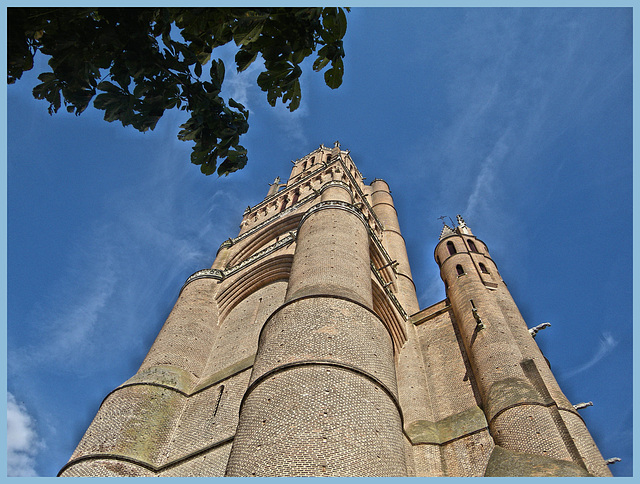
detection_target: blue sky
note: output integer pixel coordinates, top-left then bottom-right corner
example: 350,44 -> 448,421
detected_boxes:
5,7 -> 633,478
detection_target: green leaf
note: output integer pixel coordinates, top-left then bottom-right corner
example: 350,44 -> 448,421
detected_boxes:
228,97 -> 248,115
196,51 -> 211,65
133,83 -> 148,98
210,59 -> 225,84
96,81 -> 121,93
324,57 -> 344,89
333,8 -> 348,39
36,72 -> 56,83
233,20 -> 264,46
235,49 -> 258,72
283,80 -> 301,111
313,56 -> 330,72
291,47 -> 311,65
217,148 -> 248,176
11,7 -> 350,177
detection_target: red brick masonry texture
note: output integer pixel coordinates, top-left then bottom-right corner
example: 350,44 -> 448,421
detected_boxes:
59,144 -> 611,477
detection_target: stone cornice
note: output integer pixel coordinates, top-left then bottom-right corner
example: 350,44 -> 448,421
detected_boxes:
297,199 -> 368,232
181,231 -> 296,292
411,302 -> 452,326
317,179 -> 353,197
58,434 -> 235,476
234,192 -> 315,245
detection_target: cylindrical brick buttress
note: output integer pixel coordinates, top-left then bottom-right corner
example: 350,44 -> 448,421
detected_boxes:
369,179 -> 419,315
60,274 -> 221,476
225,198 -> 407,477
435,233 -> 592,474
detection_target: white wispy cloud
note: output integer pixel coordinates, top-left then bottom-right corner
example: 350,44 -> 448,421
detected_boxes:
225,60 -> 262,110
408,9 -> 626,254
9,133 -> 241,375
272,101 -> 310,146
219,41 -> 311,149
8,229 -> 120,373
417,272 -> 447,308
464,131 -> 510,220
561,332 -> 619,378
7,393 -> 43,477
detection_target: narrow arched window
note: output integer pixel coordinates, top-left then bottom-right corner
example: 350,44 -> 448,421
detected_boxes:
479,263 -> 489,274
436,255 -> 441,266
468,240 -> 478,252
456,264 -> 464,276
326,154 -> 332,162
447,241 -> 457,256
290,189 -> 300,206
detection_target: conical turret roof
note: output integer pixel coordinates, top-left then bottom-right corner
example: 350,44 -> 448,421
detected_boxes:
439,223 -> 456,240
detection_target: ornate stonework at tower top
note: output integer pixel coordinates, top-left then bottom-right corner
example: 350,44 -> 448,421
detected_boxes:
439,214 -> 473,239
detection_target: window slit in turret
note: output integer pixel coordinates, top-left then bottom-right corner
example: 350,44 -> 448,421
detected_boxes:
447,241 -> 457,255
456,264 -> 465,276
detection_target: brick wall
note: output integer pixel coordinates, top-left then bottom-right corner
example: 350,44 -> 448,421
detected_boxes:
61,146 -> 610,477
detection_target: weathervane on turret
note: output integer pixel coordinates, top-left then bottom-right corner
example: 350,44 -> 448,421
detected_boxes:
438,215 -> 456,226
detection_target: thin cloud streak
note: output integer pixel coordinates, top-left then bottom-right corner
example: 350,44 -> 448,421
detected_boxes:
8,233 -> 119,374
418,274 -> 446,309
221,45 -> 311,148
464,132 -> 510,220
225,58 -> 262,110
8,141 -> 239,376
561,332 -> 618,378
411,9 -> 624,257
273,102 -> 309,146
432,10 -> 609,191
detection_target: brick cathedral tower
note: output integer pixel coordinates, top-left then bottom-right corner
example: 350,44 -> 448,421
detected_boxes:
59,143 -> 612,477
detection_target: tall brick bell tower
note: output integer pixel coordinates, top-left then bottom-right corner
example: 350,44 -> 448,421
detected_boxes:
59,143 -> 612,477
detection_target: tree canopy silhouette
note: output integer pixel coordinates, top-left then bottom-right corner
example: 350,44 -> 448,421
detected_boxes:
8,7 -> 348,176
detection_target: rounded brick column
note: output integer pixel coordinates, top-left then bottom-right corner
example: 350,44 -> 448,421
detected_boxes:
137,277 -> 220,380
370,179 -> 419,314
225,198 -> 407,477
60,272 -> 221,476
320,180 -> 353,204
435,234 -> 587,471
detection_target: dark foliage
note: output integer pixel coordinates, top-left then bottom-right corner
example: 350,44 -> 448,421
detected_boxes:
8,7 -> 348,175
